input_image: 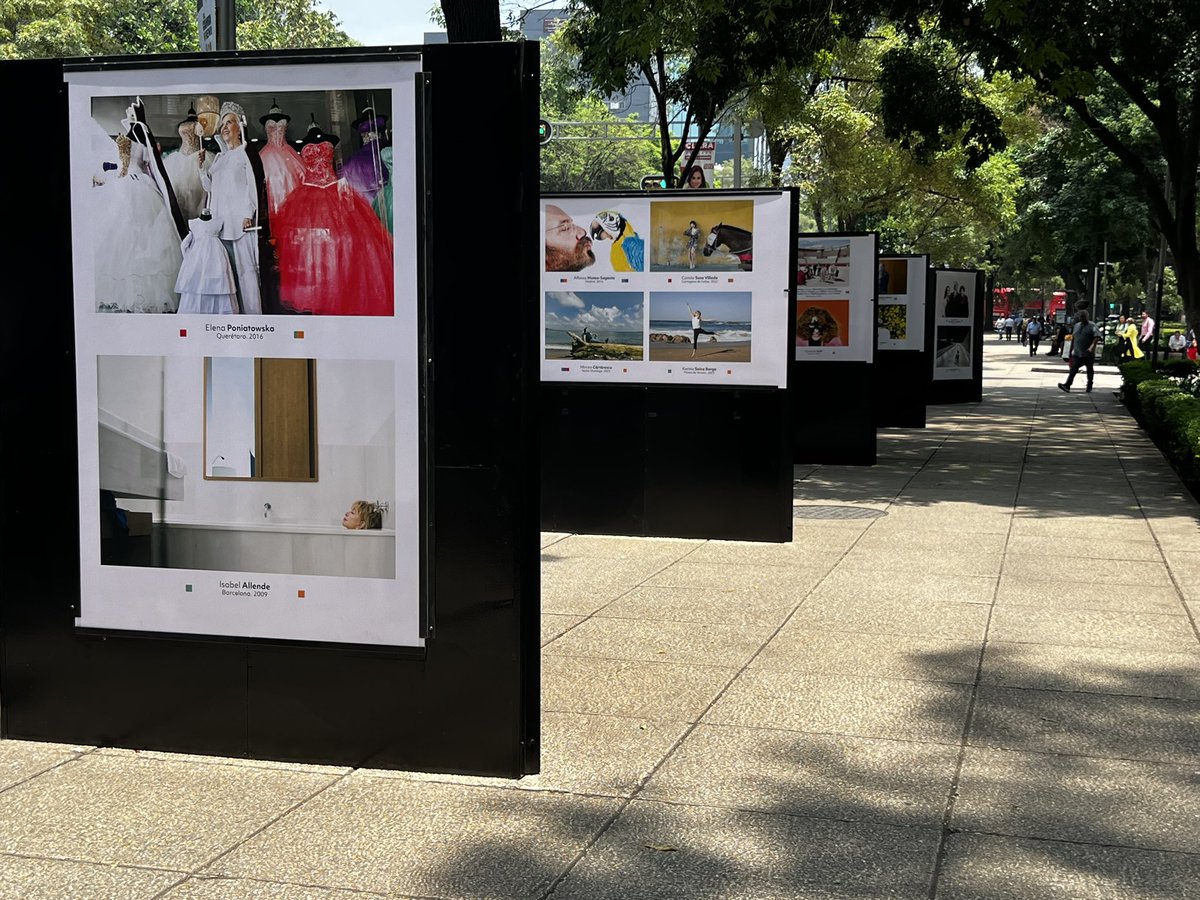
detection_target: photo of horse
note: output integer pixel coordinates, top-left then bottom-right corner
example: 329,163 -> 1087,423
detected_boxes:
648,199 -> 754,272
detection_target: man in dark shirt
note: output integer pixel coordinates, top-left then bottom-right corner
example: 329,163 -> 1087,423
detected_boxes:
1058,311 -> 1100,393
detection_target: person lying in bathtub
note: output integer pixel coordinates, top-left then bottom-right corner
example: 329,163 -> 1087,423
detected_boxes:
342,500 -> 383,530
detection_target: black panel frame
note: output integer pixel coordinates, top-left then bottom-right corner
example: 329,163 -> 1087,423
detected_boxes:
873,254 -> 930,429
538,190 -> 795,543
926,267 -> 985,406
790,231 -> 878,465
1,42 -> 542,777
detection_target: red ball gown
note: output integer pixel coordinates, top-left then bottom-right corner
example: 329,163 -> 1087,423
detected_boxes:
273,141 -> 394,316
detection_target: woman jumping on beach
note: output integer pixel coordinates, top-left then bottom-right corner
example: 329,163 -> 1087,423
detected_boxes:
687,302 -> 716,358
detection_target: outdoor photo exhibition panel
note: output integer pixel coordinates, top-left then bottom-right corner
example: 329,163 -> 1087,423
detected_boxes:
794,233 -> 878,362
877,255 -> 928,352
931,269 -> 980,381
67,61 -> 423,647
542,193 -> 792,388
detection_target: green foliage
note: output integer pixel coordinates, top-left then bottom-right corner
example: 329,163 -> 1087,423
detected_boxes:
563,0 -> 858,183
1121,359 -> 1200,484
0,0 -> 355,57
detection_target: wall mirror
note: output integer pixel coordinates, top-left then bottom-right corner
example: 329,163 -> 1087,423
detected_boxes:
204,357 -> 318,480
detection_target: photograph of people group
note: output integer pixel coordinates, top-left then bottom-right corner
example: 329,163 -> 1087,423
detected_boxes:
544,291 -> 645,361
79,88 -> 396,316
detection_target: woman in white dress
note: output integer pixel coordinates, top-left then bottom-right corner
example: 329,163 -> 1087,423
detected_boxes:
198,101 -> 262,315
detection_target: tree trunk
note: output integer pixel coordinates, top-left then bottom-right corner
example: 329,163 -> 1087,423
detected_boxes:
442,0 -> 501,42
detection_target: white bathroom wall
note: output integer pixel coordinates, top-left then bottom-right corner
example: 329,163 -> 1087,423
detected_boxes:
120,356 -> 396,527
96,356 -> 166,442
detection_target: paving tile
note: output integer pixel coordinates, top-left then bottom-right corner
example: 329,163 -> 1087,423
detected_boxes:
601,586 -> 804,627
1008,515 -> 1155,541
542,655 -> 734,722
643,561 -> 829,594
205,778 -> 618,898
936,832 -> 1200,900
993,576 -> 1184,613
641,724 -> 959,827
542,613 -> 585,646
953,747 -> 1200,853
864,513 -> 1011,535
981,641 -> 1200,700
969,685 -> 1200,764
1002,555 -> 1174,586
160,877 -> 378,899
544,617 -> 774,667
0,855 -> 182,900
0,754 -> 337,869
790,595 -> 991,642
682,540 -> 846,568
988,606 -> 1198,650
551,799 -> 940,899
1003,535 -> 1161,564
754,629 -> 981,684
541,531 -> 572,549
704,670 -> 973,744
89,748 -> 350,777
854,530 -> 1008,555
545,534 -> 702,561
0,740 -> 89,792
786,524 -> 867,552
818,569 -> 999,601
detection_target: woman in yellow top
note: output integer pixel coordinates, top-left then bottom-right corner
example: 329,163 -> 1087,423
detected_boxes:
1120,317 -> 1144,359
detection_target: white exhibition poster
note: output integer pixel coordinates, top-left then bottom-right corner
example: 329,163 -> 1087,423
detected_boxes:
67,60 -> 423,646
794,233 -> 878,362
932,269 -> 978,381
541,192 -> 792,388
877,255 -> 929,352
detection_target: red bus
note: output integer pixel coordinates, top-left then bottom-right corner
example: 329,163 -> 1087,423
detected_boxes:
993,288 -> 1071,322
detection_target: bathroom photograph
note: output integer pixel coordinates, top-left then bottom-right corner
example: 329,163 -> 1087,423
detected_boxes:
96,354 -> 397,578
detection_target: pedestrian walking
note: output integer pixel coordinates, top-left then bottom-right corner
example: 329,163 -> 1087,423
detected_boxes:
1026,316 -> 1042,356
1058,311 -> 1100,393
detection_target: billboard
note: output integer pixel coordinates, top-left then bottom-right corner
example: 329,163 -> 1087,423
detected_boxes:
541,192 -> 792,388
877,255 -> 929,352
794,233 -> 878,362
67,60 -> 424,646
932,269 -> 978,381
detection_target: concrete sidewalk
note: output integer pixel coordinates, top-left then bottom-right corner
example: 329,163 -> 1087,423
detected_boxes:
2,339 -> 1199,899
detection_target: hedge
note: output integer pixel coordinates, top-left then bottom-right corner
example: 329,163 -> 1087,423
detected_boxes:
1119,360 -> 1200,485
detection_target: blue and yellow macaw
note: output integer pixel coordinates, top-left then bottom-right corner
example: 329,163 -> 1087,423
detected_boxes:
589,210 -> 644,272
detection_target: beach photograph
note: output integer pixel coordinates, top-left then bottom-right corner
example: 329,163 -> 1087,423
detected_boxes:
545,290 -> 645,360
796,300 -> 850,347
648,291 -> 752,361
648,199 -> 754,272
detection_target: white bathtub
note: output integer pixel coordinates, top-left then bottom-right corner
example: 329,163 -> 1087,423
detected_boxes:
150,520 -> 395,579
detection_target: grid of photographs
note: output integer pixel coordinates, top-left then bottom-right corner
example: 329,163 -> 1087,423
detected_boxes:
876,255 -> 928,352
69,61 -> 423,648
932,270 -> 978,381
794,233 -> 878,362
541,194 -> 792,388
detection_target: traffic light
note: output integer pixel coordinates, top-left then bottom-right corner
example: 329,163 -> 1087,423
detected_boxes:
640,173 -> 671,191
538,119 -> 553,145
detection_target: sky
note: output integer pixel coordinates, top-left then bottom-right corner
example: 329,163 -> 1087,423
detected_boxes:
327,0 -> 442,46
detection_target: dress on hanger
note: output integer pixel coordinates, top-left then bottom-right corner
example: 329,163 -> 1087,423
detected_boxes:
259,119 -> 303,217
372,146 -> 394,235
273,141 -> 394,316
342,109 -> 388,203
94,134 -> 183,313
176,216 -> 238,314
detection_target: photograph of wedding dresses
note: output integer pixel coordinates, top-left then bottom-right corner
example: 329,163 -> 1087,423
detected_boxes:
81,88 -> 396,316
